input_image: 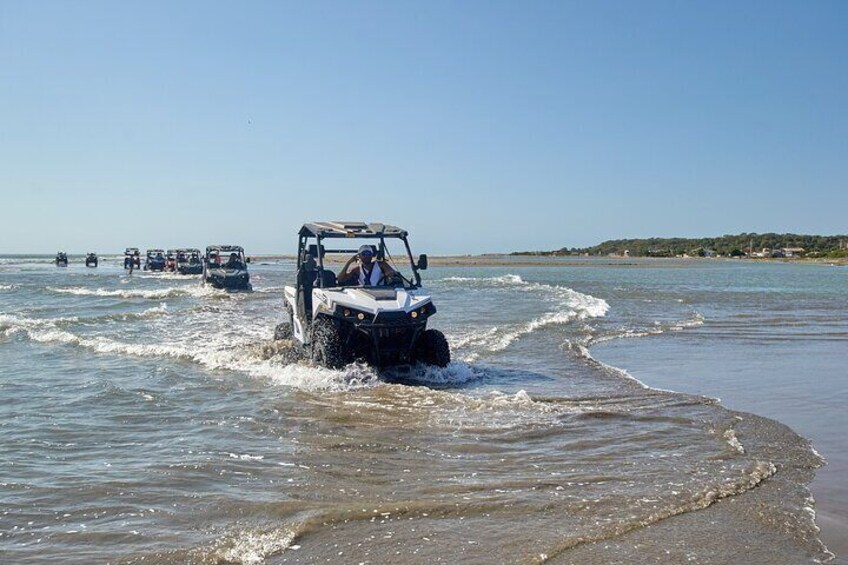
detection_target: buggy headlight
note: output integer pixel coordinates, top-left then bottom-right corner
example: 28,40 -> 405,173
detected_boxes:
334,305 -> 374,322
409,302 -> 436,320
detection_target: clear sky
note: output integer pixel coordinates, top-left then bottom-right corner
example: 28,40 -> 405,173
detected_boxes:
1,1 -> 846,254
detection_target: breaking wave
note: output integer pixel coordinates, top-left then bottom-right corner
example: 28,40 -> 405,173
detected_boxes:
3,313 -> 375,392
46,285 -> 214,299
439,274 -> 526,285
441,275 -> 609,362
208,525 -> 299,565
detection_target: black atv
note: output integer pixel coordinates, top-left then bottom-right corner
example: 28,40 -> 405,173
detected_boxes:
203,245 -> 252,290
176,248 -> 204,275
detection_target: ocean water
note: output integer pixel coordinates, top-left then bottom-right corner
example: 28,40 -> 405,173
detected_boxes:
1,255 -> 843,564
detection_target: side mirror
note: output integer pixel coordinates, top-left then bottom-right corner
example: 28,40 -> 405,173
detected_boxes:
417,254 -> 428,270
246,257 -> 251,264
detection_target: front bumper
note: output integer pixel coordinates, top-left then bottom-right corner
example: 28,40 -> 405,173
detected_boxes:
340,312 -> 427,366
209,271 -> 251,290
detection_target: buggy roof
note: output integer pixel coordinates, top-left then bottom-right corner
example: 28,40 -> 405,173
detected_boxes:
206,245 -> 244,253
125,248 -> 139,254
146,249 -> 165,254
299,221 -> 408,239
176,248 -> 200,253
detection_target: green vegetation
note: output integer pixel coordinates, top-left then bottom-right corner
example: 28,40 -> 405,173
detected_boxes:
513,233 -> 848,258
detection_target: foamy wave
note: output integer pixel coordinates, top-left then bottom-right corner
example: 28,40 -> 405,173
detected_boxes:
589,328 -> 664,345
47,285 -> 214,300
440,274 -> 525,285
0,313 -> 79,336
447,278 -> 610,361
134,303 -> 169,319
9,311 -> 479,392
8,313 -> 380,392
723,428 -> 746,454
0,284 -> 16,291
669,311 -> 705,331
449,327 -> 500,350
25,326 -> 191,359
211,526 -> 298,565
254,285 -> 286,294
383,361 -> 485,387
138,272 -> 201,281
260,361 -> 382,391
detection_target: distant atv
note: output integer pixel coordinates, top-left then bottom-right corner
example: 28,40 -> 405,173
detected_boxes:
55,251 -> 69,267
203,245 -> 251,290
124,248 -> 141,270
176,248 -> 203,275
144,249 -> 166,272
85,252 -> 98,267
276,221 -> 449,369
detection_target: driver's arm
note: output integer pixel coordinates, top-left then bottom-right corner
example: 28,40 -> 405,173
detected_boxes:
337,257 -> 359,285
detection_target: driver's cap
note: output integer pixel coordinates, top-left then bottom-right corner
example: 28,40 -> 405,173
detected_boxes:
358,245 -> 374,257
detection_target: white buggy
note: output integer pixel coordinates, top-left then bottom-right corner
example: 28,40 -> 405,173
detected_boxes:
276,221 -> 450,369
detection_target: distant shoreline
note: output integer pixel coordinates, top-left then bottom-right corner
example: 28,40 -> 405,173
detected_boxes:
248,255 -> 848,267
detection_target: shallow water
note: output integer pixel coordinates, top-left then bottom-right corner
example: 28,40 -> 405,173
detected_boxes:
0,256 -> 841,563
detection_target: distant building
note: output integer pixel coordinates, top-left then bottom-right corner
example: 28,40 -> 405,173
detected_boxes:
782,247 -> 805,257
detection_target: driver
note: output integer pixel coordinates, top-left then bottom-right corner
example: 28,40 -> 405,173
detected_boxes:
225,252 -> 244,269
337,244 -> 396,286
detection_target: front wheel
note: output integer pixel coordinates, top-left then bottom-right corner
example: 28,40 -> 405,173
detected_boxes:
311,317 -> 345,369
416,328 -> 451,367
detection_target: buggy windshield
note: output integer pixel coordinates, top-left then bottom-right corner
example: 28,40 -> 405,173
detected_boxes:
301,237 -> 423,290
207,248 -> 246,269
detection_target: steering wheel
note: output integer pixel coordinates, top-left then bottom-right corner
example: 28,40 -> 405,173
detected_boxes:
379,271 -> 407,287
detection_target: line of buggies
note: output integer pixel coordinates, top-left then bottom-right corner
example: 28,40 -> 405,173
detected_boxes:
122,246 -> 251,290
58,221 -> 450,372
123,247 -> 203,275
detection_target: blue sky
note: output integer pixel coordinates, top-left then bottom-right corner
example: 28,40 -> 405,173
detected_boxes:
1,1 -> 846,254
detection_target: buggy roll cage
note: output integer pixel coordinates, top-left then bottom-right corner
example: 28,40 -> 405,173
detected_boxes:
205,245 -> 247,267
176,248 -> 201,260
296,222 -> 427,290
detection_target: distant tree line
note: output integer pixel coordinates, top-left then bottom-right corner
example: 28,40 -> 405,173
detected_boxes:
512,233 -> 848,258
